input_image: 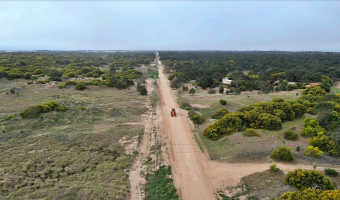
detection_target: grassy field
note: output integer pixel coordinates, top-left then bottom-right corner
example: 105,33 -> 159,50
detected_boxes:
178,81 -> 302,112
331,87 -> 340,94
197,117 -> 307,162
175,80 -> 312,163
0,78 -> 147,199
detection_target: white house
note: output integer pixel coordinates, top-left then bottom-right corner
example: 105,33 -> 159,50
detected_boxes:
222,77 -> 233,85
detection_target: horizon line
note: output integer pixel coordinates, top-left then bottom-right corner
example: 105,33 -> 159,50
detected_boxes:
1,50 -> 340,53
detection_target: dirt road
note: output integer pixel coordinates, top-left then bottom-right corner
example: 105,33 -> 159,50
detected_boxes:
156,53 -> 215,200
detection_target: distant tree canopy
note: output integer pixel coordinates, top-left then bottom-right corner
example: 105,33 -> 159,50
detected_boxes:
0,51 -> 154,80
159,51 -> 340,91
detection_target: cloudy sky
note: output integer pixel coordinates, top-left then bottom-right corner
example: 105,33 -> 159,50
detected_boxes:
1,1 -> 339,51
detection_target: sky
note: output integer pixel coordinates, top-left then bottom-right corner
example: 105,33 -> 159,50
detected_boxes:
1,1 -> 340,51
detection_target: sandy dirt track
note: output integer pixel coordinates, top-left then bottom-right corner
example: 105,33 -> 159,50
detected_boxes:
156,53 -> 214,199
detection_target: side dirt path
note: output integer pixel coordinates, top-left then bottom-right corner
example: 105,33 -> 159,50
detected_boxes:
129,76 -> 170,199
156,52 -> 340,200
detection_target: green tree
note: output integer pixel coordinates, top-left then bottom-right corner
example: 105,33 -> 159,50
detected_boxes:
219,85 -> 224,94
189,88 -> 195,95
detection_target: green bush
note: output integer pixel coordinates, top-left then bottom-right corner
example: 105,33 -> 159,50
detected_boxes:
284,169 -> 335,190
270,164 -> 279,173
305,146 -> 323,157
188,110 -> 204,125
211,108 -> 229,119
219,99 -> 227,105
36,79 -> 51,84
284,130 -> 299,140
191,114 -> 204,125
145,165 -> 179,200
256,113 -> 282,130
296,145 -> 300,152
271,146 -> 294,161
243,128 -> 261,137
301,117 -> 325,137
140,87 -> 148,95
278,188 -> 340,200
20,101 -> 67,119
272,98 -> 285,102
75,82 -> 86,90
324,168 -> 339,177
204,113 -> 245,140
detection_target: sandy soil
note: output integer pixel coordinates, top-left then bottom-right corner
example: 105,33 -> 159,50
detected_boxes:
129,77 -> 170,200
128,79 -> 154,200
155,52 -> 340,200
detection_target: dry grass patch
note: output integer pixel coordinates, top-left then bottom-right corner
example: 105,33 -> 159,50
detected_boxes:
0,78 -> 148,199
198,117 -> 307,162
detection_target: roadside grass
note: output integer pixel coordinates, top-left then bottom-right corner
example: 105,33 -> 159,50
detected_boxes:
199,108 -> 217,119
0,78 -> 147,199
148,65 -> 159,79
331,87 -> 340,94
198,117 -> 307,162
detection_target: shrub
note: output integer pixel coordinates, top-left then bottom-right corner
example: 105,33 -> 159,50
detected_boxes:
75,82 -> 86,90
271,146 -> 294,161
301,117 -> 325,137
208,89 -> 216,94
324,168 -> 339,177
86,72 -> 93,77
291,103 -> 307,117
272,98 -> 285,102
20,101 -> 67,119
36,79 -> 50,84
270,164 -> 279,173
296,145 -> 300,152
243,128 -> 261,137
140,88 -> 148,95
284,169 -> 335,190
58,83 -> 66,89
204,113 -> 245,140
181,102 -> 192,109
219,99 -> 227,105
305,146 -> 323,157
284,130 -> 299,140
256,113 -> 282,130
190,114 -> 204,125
211,108 -> 229,119
278,188 -> 340,200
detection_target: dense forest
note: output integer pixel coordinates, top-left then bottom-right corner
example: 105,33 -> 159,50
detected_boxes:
160,51 -> 340,92
0,51 -> 155,80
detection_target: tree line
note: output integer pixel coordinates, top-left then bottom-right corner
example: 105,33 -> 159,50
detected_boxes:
0,51 -> 154,81
160,51 -> 340,93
